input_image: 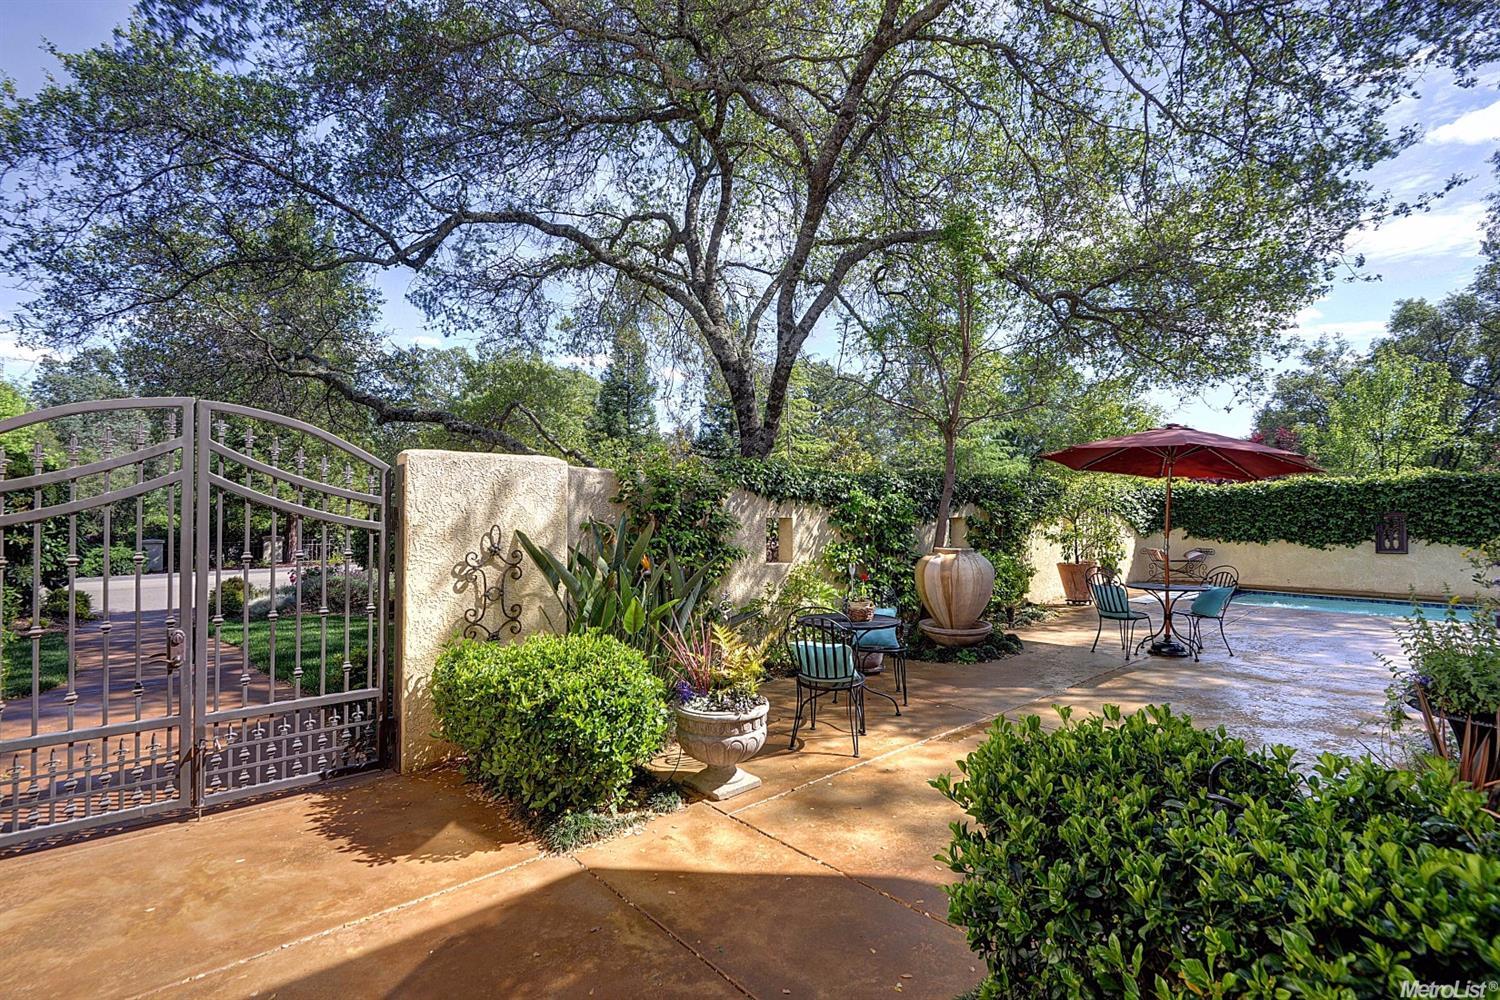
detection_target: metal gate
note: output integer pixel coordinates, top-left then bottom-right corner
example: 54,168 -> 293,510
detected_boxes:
0,399 -> 389,848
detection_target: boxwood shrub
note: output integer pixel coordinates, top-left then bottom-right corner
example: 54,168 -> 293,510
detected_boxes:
433,634 -> 669,816
935,705 -> 1500,998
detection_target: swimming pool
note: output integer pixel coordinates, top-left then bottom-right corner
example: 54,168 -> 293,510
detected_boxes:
1231,589 -> 1478,622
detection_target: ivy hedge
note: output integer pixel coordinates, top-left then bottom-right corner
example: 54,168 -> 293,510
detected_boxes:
607,459 -> 1500,608
1131,471 -> 1500,550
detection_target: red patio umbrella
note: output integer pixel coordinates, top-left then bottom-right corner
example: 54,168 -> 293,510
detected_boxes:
1041,424 -> 1322,656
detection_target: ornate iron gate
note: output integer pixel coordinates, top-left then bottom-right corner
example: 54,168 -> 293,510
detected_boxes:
0,399 -> 389,848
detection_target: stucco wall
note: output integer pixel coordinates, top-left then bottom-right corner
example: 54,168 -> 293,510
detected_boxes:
395,450 -> 573,772
397,449 -> 1477,769
1022,517 -> 1142,605
1131,531 -> 1480,601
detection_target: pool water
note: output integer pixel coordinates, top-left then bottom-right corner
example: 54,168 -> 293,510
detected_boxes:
1231,589 -> 1478,622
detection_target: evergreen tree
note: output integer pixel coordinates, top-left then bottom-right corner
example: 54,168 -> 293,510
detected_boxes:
587,329 -> 657,449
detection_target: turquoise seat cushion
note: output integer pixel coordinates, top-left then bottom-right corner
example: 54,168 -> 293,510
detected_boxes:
1188,585 -> 1235,619
791,639 -> 857,682
854,607 -> 900,651
1090,582 -> 1146,620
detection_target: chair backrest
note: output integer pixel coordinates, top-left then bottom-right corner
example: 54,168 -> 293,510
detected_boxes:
1143,548 -> 1167,582
784,608 -> 857,683
1189,585 -> 1236,619
1086,569 -> 1134,616
1202,565 -> 1239,590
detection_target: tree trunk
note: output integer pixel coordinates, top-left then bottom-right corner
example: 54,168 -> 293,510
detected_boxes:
931,428 -> 958,551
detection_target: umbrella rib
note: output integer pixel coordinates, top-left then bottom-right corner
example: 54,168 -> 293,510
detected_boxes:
1212,448 -> 1257,480
1078,446 -> 1130,471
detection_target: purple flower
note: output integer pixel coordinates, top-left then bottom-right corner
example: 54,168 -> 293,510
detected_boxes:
674,679 -> 696,703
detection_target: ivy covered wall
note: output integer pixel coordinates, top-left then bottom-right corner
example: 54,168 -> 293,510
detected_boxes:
1128,471 -> 1500,550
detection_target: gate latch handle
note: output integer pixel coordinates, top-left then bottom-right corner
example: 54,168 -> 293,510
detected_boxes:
167,628 -> 186,671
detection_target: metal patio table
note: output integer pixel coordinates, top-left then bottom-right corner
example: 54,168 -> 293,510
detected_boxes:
795,612 -> 903,710
1125,580 -> 1206,658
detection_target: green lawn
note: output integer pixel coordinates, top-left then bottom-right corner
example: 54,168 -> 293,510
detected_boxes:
1,617 -> 378,700
2,633 -> 69,700
218,616 -> 375,695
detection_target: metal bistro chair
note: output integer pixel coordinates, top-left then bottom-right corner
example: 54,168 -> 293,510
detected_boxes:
845,591 -> 910,708
1087,568 -> 1151,657
1179,565 -> 1239,662
785,608 -> 866,757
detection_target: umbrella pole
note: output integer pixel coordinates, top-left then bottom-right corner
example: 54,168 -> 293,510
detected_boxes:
1162,467 -> 1173,642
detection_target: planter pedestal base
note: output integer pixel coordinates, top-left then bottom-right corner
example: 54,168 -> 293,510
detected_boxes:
918,618 -> 993,648
681,764 -> 762,801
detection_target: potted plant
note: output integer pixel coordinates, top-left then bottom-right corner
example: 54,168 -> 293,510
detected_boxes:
1385,565 -> 1500,803
663,622 -> 770,801
1045,478 -> 1126,604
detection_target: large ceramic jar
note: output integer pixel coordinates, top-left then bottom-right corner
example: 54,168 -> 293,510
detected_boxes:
915,546 -> 995,630
673,699 -> 769,801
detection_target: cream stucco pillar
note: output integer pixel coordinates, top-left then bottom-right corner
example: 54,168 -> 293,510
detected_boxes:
394,450 -> 572,772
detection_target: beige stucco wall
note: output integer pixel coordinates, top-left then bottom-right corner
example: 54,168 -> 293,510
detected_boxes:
395,450 -> 573,772
1022,517 -> 1142,605
1130,531 -> 1479,601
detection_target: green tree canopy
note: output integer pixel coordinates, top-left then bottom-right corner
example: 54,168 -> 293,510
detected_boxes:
3,0 -> 1492,456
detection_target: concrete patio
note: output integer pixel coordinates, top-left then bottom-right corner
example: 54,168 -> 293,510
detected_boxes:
0,603 -> 1402,999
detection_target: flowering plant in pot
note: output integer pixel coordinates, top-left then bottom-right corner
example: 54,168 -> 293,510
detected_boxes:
1384,557 -> 1500,805
844,563 -> 877,621
662,622 -> 770,801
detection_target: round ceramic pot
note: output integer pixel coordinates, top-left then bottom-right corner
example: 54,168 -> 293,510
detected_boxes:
915,546 -> 994,630
674,699 -> 769,768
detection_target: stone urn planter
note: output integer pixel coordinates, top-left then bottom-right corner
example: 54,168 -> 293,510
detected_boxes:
673,699 -> 769,801
1057,560 -> 1097,605
915,546 -> 995,647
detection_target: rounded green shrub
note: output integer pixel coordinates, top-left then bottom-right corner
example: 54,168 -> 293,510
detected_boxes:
41,588 -> 94,622
210,578 -> 253,616
936,705 -> 1500,998
433,633 -> 669,816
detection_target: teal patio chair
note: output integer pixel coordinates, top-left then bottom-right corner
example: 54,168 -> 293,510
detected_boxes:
1179,566 -> 1239,662
785,608 -> 865,757
1088,569 -> 1151,657
851,603 -> 909,708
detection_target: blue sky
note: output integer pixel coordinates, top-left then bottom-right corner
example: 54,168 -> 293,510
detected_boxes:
2,0 -> 1497,436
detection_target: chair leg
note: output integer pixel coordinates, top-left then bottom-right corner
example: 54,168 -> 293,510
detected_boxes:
898,652 -> 908,707
810,689 -> 818,728
1219,618 -> 1233,657
849,687 -> 860,757
1091,617 -> 1104,652
789,684 -> 805,750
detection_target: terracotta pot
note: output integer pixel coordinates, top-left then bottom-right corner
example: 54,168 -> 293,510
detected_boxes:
673,699 -> 769,801
915,546 -> 994,631
1057,561 -> 1098,605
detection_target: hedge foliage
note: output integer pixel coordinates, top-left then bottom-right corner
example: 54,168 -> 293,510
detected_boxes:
432,634 -> 669,816
936,705 -> 1500,999
1132,471 -> 1500,549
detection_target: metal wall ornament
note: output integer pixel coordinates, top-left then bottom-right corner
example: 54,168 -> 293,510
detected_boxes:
1375,512 -> 1409,555
454,524 -> 524,641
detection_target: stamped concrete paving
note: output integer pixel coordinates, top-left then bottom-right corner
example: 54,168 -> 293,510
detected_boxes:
0,604 -> 1399,999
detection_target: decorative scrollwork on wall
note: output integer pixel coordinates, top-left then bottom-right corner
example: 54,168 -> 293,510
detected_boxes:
454,524 -> 524,640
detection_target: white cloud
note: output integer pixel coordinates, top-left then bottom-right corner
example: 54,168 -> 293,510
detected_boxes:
1425,98 -> 1500,145
1345,201 -> 1486,263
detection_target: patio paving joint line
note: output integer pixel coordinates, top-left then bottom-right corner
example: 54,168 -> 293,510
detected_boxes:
571,856 -> 756,999
126,849 -> 553,999
719,806 -> 958,931
725,679 -> 1121,819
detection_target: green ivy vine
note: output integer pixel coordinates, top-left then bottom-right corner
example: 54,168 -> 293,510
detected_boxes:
612,454 -> 744,583
1126,471 -> 1500,550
